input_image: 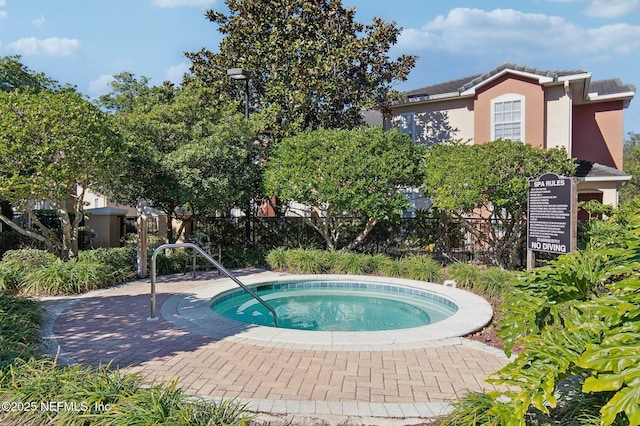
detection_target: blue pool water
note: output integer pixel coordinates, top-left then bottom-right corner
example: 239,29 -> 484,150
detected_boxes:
210,280 -> 458,332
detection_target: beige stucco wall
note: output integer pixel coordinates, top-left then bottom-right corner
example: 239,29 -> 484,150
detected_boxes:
577,181 -> 620,208
392,97 -> 475,144
545,84 -> 572,153
80,187 -> 137,217
84,207 -> 129,249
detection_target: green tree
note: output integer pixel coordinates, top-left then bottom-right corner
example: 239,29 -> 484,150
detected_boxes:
186,0 -> 416,138
0,89 -> 124,259
0,56 -> 62,223
0,55 -> 59,92
620,132 -> 640,204
264,126 -> 423,250
423,139 -> 576,268
97,74 -> 268,242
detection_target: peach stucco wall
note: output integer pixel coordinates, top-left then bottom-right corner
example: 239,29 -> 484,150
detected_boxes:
474,74 -> 545,147
572,100 -> 624,169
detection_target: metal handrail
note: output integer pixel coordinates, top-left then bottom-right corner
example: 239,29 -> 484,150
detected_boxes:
148,243 -> 278,327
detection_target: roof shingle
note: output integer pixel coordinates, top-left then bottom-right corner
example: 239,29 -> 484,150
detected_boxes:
399,62 -> 634,104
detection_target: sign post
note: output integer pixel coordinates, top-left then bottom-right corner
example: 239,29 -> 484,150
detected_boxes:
527,173 -> 577,270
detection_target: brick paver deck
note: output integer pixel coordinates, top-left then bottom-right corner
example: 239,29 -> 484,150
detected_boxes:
41,270 -> 510,424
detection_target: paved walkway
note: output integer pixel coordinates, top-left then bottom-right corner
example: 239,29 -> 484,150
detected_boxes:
40,270 -> 510,425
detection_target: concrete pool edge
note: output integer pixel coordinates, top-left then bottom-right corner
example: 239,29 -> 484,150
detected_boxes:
161,272 -> 495,351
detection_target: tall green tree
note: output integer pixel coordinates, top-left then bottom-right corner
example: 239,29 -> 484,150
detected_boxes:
0,55 -> 59,92
0,55 -> 62,225
423,139 -> 576,268
0,89 -> 124,259
620,132 -> 640,204
264,126 -> 423,250
186,0 -> 416,138
97,74 -> 268,242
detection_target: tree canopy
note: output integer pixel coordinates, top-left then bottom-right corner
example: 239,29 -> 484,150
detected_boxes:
264,126 -> 424,250
187,0 -> 416,138
0,55 -> 60,92
97,74 -> 269,242
423,139 -> 576,268
621,132 -> 640,204
0,88 -> 124,259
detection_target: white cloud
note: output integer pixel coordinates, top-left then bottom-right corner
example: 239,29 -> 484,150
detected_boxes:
397,8 -> 640,60
586,23 -> 640,54
6,37 -> 81,57
584,0 -> 640,18
164,62 -> 190,83
0,11 -> 7,19
151,0 -> 215,8
87,74 -> 114,98
0,0 -> 5,6
32,15 -> 45,26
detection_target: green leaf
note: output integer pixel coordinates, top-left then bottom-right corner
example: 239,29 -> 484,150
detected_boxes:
600,384 -> 640,426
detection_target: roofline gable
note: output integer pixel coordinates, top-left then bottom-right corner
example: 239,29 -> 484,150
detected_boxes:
394,63 -> 634,107
460,68 -> 557,96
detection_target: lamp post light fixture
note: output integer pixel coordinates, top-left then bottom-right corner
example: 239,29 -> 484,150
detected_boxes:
227,67 -> 252,248
136,198 -> 153,278
226,68 -> 250,120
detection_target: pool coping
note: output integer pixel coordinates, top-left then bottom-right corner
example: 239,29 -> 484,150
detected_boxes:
161,273 -> 494,351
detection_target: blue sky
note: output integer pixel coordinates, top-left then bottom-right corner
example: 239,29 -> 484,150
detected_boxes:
1,0 -> 639,134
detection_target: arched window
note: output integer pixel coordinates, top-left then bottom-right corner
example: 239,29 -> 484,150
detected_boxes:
491,94 -> 525,142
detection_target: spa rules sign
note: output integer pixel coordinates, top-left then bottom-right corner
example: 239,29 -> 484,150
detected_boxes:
527,173 -> 577,255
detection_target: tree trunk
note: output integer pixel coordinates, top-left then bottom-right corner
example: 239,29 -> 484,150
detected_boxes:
310,208 -> 335,250
344,217 -> 378,252
0,212 -> 57,255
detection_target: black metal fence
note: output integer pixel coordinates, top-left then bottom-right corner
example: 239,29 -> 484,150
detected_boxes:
195,214 -> 530,268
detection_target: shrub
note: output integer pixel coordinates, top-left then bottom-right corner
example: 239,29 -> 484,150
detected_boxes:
440,391 -> 501,426
0,249 -> 57,292
477,267 -> 514,299
21,260 -> 113,296
0,263 -> 21,293
446,261 -> 481,289
333,251 -> 376,275
0,359 -> 252,426
378,257 -> 406,277
401,255 -> 442,282
79,246 -> 137,284
266,246 -> 289,270
474,214 -> 640,425
1,248 -> 57,268
286,248 -> 326,274
153,250 -> 181,276
221,248 -> 268,269
0,293 -> 44,369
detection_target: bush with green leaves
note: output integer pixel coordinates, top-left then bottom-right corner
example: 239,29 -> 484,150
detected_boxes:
265,248 -> 449,283
79,246 -> 137,283
444,212 -> 640,425
401,255 -> 443,282
0,358 -> 251,425
0,293 -> 44,369
0,249 -> 57,292
20,259 -> 115,296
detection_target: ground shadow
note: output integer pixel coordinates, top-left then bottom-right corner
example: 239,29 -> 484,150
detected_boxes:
40,270 -> 260,370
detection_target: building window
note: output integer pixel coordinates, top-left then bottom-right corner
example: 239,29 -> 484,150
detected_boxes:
492,94 -> 524,142
396,112 -> 416,143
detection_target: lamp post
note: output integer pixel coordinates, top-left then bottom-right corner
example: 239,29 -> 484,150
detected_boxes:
226,68 -> 250,120
227,67 -> 252,248
136,198 -> 152,278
